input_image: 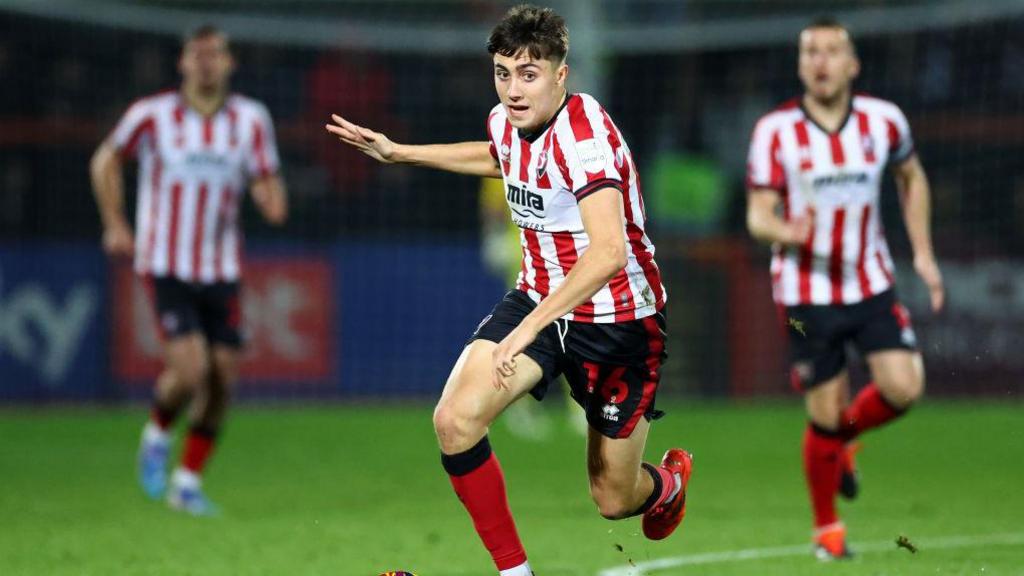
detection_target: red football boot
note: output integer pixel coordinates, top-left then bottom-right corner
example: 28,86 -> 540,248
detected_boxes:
641,448 -> 693,541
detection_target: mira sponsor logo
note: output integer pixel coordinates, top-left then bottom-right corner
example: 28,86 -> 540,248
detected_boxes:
506,183 -> 545,219
812,172 -> 869,190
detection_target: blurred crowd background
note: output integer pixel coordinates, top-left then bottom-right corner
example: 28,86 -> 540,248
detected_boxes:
1,0 -> 1022,402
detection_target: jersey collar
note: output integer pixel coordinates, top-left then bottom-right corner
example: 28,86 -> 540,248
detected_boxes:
518,92 -> 572,143
799,94 -> 853,136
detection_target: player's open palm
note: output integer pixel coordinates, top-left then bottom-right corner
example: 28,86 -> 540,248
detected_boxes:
103,223 -> 134,258
325,114 -> 396,163
914,254 -> 944,312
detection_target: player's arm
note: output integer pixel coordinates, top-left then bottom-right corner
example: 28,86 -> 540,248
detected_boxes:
893,154 -> 944,311
89,140 -> 134,257
325,114 -> 501,178
251,174 -> 288,226
491,186 -> 627,388
746,188 -> 812,246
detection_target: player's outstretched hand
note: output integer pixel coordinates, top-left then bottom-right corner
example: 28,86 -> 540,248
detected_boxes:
325,114 -> 397,164
914,253 -> 944,312
492,324 -> 539,391
102,222 -> 134,258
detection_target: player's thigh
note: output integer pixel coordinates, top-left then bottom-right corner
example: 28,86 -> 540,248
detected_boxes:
210,344 -> 242,388
804,370 -> 850,430
149,276 -> 209,385
162,333 -> 210,389
586,415 -> 650,491
866,349 -> 924,407
435,339 -> 544,440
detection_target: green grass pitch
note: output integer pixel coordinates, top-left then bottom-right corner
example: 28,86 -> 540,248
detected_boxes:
1,401 -> 1022,575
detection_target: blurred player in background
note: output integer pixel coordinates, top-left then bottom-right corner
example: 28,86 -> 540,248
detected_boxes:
480,177 -> 587,440
746,18 -> 944,560
328,5 -> 691,575
90,25 -> 287,515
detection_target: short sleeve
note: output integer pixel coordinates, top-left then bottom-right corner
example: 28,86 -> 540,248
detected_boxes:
109,99 -> 155,159
886,106 -> 915,165
246,103 -> 281,179
746,117 -> 785,191
487,113 -> 499,161
557,97 -> 623,202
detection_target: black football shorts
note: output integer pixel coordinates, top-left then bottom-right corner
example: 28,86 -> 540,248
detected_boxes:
470,290 -> 667,439
784,289 -> 917,391
146,275 -> 243,348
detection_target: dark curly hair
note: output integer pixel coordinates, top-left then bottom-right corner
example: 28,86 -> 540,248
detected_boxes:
487,4 -> 569,63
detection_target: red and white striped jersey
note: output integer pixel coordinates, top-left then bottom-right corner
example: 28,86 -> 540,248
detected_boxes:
746,94 -> 915,306
109,91 -> 280,284
486,93 -> 666,323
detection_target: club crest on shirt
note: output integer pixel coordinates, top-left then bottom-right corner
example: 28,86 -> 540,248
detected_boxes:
861,135 -> 875,157
536,150 -> 548,180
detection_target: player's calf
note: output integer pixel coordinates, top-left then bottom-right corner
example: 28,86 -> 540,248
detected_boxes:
589,479 -> 643,520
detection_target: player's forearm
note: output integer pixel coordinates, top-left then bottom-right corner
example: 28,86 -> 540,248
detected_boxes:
393,141 -> 501,178
900,171 -> 936,260
521,243 -> 626,330
747,205 -> 794,245
253,176 -> 288,226
89,145 -> 129,229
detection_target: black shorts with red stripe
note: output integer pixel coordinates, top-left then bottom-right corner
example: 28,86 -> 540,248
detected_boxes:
470,290 -> 667,439
147,275 -> 243,348
785,289 -> 917,391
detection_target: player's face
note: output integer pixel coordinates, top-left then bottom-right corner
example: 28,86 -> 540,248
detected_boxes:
179,34 -> 234,93
798,27 -> 859,104
493,51 -> 568,132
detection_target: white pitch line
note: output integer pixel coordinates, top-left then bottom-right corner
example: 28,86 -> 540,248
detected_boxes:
597,531 -> 1024,576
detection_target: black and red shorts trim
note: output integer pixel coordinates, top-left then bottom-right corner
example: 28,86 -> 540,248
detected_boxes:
145,275 -> 243,348
470,290 -> 667,439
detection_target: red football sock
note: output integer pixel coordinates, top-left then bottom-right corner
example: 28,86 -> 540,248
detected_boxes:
803,424 -> 843,528
442,437 -> 527,571
634,462 -> 675,515
181,427 -> 217,474
839,383 -> 905,440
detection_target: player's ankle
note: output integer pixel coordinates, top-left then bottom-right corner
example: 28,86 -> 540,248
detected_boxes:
171,467 -> 201,489
142,421 -> 170,445
499,560 -> 532,576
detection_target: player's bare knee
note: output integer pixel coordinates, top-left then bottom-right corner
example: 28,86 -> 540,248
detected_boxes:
589,484 -> 634,520
433,403 -> 482,454
806,405 -> 842,431
170,359 -> 209,392
882,372 -> 924,408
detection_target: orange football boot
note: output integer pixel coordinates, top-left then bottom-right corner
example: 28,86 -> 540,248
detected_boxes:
814,522 -> 853,561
